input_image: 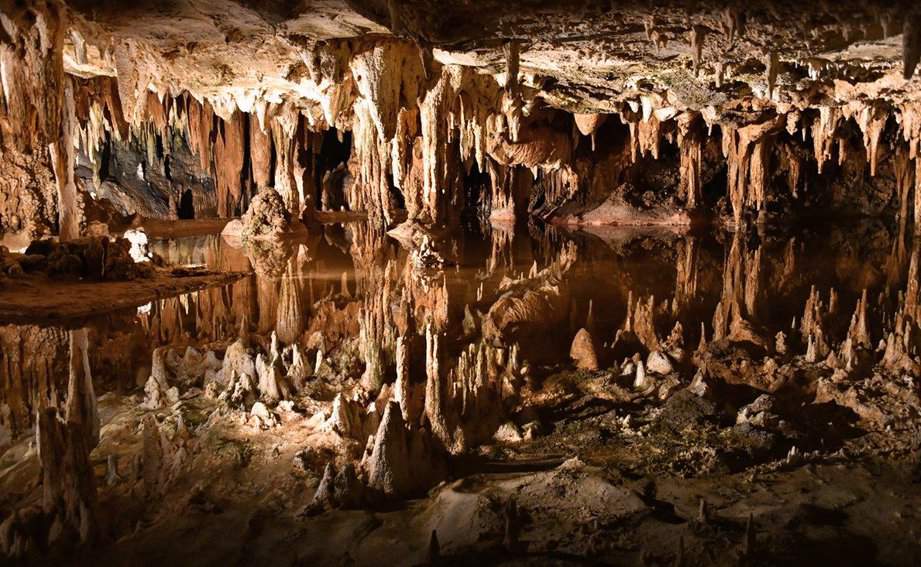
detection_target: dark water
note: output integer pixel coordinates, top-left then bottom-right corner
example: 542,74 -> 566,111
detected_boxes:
0,219 -> 913,442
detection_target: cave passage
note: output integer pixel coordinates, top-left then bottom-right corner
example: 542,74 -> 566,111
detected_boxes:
177,189 -> 195,219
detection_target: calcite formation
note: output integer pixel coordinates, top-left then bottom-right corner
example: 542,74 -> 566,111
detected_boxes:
3,1 -> 921,566
1,1 -> 920,240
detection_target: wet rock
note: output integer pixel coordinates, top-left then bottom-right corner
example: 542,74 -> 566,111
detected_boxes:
42,236 -> 153,281
221,339 -> 256,386
326,393 -> 376,441
633,359 -> 655,390
141,414 -> 163,497
220,370 -> 258,410
141,374 -> 165,410
123,228 -> 151,262
0,506 -> 46,558
255,353 -> 285,404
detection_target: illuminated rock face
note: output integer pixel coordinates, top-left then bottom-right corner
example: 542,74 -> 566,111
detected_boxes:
4,1 -> 921,565
4,1 -> 921,240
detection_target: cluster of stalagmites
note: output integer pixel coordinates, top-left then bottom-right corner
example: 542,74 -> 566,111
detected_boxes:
560,234 -> 921,434
126,232 -> 582,512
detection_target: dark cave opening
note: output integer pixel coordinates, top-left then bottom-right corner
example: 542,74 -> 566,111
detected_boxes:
177,189 -> 195,219
316,128 -> 352,210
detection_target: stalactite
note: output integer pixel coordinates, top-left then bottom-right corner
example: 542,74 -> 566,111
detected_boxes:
916,158 -> 921,232
574,113 -> 606,152
350,102 -> 393,222
213,111 -> 245,217
689,25 -> 707,76
854,102 -> 889,177
250,113 -> 271,189
420,69 -> 454,223
812,106 -> 841,174
766,51 -> 779,99
0,3 -> 77,240
629,113 -> 663,162
0,4 -> 66,153
894,145 -> 914,229
50,78 -> 82,240
347,41 -> 424,224
503,41 -> 520,95
186,96 -> 215,174
904,16 -> 921,80
722,117 -> 781,223
677,112 -> 703,208
778,141 -> 802,196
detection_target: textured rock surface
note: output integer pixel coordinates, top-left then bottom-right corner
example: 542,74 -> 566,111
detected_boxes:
4,3 -> 921,566
2,1 -> 920,238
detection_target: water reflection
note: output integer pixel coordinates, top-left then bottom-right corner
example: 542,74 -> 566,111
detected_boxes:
1,220 -> 913,440
0,218 -> 917,557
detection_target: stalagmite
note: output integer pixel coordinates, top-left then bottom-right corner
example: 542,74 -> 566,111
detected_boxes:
393,334 -> 418,422
64,329 -> 98,446
424,324 -> 449,444
847,289 -> 871,348
570,328 -> 599,371
366,401 -> 411,496
5,3 -> 921,564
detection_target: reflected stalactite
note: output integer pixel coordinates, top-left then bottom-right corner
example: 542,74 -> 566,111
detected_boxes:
0,327 -> 69,439
721,118 -> 781,224
711,232 -> 764,347
674,236 -> 699,312
487,222 -> 516,274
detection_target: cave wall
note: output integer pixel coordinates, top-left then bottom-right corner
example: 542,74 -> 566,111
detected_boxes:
2,2 -> 921,238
